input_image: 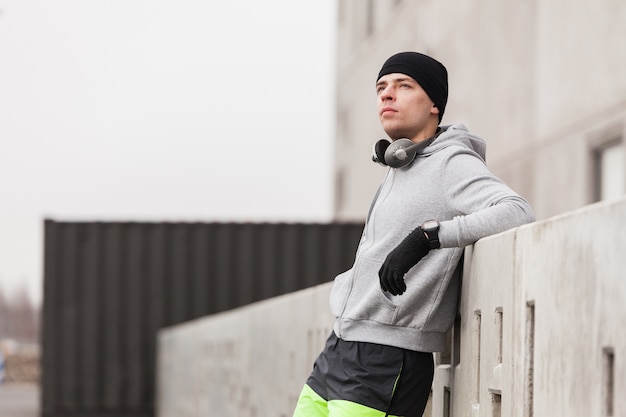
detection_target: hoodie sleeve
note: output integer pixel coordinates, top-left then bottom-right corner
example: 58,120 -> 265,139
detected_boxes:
437,146 -> 535,248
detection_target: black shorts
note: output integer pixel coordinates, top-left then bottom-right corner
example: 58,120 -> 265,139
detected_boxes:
298,332 -> 434,417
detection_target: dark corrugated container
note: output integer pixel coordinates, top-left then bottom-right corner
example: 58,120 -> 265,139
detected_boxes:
42,220 -> 364,417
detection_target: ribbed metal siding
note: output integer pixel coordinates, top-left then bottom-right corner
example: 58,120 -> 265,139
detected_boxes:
42,220 -> 364,417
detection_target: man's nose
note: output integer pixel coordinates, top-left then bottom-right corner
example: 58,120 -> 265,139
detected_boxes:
380,86 -> 394,101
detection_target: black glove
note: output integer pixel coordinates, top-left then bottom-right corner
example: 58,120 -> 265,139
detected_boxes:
379,227 -> 431,295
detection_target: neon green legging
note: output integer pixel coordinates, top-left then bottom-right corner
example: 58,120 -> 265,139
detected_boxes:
292,384 -> 402,417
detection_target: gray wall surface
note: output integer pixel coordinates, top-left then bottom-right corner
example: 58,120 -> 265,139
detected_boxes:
157,197 -> 626,417
42,221 -> 363,417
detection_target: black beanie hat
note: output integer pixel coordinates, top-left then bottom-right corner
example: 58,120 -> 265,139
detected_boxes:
377,52 -> 448,121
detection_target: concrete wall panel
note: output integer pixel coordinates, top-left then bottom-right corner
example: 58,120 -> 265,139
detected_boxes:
157,285 -> 334,417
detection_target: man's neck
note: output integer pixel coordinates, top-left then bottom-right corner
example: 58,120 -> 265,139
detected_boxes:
410,117 -> 440,143
411,127 -> 439,143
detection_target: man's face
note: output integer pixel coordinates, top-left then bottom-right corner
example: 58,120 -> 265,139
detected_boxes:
376,73 -> 439,142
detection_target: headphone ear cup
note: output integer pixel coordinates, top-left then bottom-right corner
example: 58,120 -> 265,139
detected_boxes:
372,139 -> 391,166
384,138 -> 417,168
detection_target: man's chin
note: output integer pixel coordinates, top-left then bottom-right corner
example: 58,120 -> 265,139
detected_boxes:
386,133 -> 409,142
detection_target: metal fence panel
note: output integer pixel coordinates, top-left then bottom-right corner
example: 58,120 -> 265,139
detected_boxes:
42,220 -> 363,417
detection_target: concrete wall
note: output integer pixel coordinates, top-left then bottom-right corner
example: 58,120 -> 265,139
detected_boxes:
442,196 -> 626,417
157,196 -> 626,417
156,286 -> 335,417
333,0 -> 626,221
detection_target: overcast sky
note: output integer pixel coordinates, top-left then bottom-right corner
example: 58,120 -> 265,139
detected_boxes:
0,0 -> 336,306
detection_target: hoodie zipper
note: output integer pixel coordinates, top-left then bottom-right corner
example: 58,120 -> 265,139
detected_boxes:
336,169 -> 395,337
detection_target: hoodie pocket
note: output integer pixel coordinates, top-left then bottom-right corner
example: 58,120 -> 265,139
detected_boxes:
341,258 -> 399,324
329,269 -> 353,318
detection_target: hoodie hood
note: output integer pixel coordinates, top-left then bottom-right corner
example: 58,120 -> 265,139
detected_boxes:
421,123 -> 486,161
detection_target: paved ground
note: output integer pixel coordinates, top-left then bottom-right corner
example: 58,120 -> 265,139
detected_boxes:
0,382 -> 39,417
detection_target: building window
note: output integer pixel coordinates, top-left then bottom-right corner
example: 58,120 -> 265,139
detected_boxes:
593,139 -> 625,202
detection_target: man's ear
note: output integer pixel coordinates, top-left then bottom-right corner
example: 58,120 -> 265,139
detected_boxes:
431,104 -> 440,116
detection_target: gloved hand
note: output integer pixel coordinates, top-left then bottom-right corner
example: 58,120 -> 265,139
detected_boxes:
379,227 -> 431,295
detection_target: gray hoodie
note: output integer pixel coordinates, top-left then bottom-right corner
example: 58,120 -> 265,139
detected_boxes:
330,123 -> 535,352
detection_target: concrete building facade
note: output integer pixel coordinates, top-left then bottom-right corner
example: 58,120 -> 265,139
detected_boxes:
333,0 -> 626,221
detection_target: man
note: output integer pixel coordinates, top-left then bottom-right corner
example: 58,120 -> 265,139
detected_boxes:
292,52 -> 535,417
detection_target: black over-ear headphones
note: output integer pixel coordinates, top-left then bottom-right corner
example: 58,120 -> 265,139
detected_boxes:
371,138 -> 432,168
